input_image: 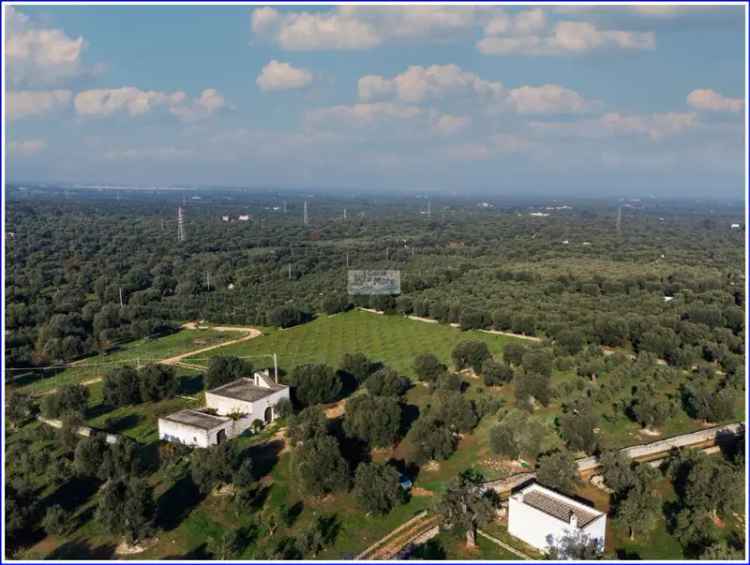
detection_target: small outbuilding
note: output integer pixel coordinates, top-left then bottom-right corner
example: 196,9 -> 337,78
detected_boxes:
158,409 -> 234,448
507,482 -> 606,553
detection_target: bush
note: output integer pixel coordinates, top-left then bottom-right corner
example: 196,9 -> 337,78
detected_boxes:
413,353 -> 446,384
451,341 -> 491,373
269,304 -> 311,328
365,367 -> 409,397
206,357 -> 253,390
340,352 -> 375,383
353,463 -> 404,515
289,364 -> 342,406
294,436 -> 350,497
42,505 -> 70,536
139,364 -> 179,402
343,395 -> 402,447
481,359 -> 513,386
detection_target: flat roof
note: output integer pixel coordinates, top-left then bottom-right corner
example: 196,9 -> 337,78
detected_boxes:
207,376 -> 287,404
162,409 -> 229,430
518,484 -> 602,528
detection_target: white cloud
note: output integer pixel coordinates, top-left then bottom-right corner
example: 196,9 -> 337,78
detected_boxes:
251,6 -> 477,51
170,89 -> 227,122
508,84 -> 592,114
74,87 -> 225,121
432,113 -> 472,135
531,112 -> 698,141
359,64 -> 593,114
478,17 -> 654,56
8,89 -> 72,120
307,102 -> 423,126
9,138 -> 47,156
687,89 -> 744,113
359,64 -> 504,104
257,60 -> 313,91
5,6 -> 86,86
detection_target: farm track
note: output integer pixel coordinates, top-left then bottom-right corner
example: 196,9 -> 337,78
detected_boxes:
32,325 -> 261,396
356,512 -> 440,560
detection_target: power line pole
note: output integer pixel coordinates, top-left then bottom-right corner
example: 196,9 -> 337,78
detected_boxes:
273,353 -> 278,383
177,207 -> 185,242
206,271 -> 211,291
303,200 -> 309,226
343,208 -> 348,220
119,287 -> 124,308
346,252 -> 350,267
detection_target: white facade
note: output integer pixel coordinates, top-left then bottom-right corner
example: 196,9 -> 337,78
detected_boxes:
158,409 -> 235,448
205,371 -> 290,423
507,483 -> 606,554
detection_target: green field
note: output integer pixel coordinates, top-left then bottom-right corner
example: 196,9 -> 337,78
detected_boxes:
15,329 -> 233,394
185,309 -> 523,377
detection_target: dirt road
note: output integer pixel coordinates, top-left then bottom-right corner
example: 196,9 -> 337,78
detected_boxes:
35,325 -> 261,396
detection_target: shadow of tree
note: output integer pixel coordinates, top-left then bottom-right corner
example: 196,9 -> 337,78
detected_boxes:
155,474 -> 205,531
45,539 -> 117,560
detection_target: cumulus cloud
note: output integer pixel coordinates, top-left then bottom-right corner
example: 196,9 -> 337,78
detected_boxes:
8,89 -> 72,120
9,138 -> 47,156
257,60 -> 313,91
251,6 -> 477,51
531,112 -> 698,141
359,64 -> 593,114
359,64 -> 504,104
478,10 -> 655,56
169,89 -> 227,122
687,89 -> 744,113
307,102 -> 423,125
5,6 -> 87,86
432,113 -> 472,135
74,87 -> 225,121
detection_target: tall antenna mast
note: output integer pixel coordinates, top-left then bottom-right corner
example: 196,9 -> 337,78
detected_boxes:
177,207 -> 186,242
343,208 -> 348,220
303,200 -> 309,226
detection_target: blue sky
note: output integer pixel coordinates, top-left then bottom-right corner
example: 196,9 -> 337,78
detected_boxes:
5,3 -> 747,197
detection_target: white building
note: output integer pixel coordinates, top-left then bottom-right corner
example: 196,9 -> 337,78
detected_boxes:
158,409 -> 235,448
238,214 -> 250,221
507,482 -> 606,554
159,370 -> 289,448
205,370 -> 289,424
221,215 -> 230,222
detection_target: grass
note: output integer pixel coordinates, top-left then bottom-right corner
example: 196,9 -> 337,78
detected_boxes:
185,309 -> 523,378
10,311 -> 744,560
15,329 -> 233,394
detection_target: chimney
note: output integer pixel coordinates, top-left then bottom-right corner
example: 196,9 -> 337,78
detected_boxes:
569,511 -> 578,529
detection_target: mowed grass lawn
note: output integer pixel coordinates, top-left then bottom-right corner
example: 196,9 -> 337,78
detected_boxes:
186,310 -> 523,378
15,329 -> 233,395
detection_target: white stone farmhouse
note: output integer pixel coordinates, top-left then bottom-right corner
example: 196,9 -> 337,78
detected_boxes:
158,370 -> 289,448
507,482 -> 606,553
205,370 -> 289,423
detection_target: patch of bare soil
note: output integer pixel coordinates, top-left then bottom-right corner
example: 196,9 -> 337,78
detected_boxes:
213,484 -> 237,497
115,538 -> 158,555
324,399 -> 346,419
639,427 -> 662,437
410,487 -> 434,497
423,460 -> 440,472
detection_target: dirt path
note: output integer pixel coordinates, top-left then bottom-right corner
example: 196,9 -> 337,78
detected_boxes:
160,325 -> 261,365
36,325 -> 261,396
478,329 -> 542,342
